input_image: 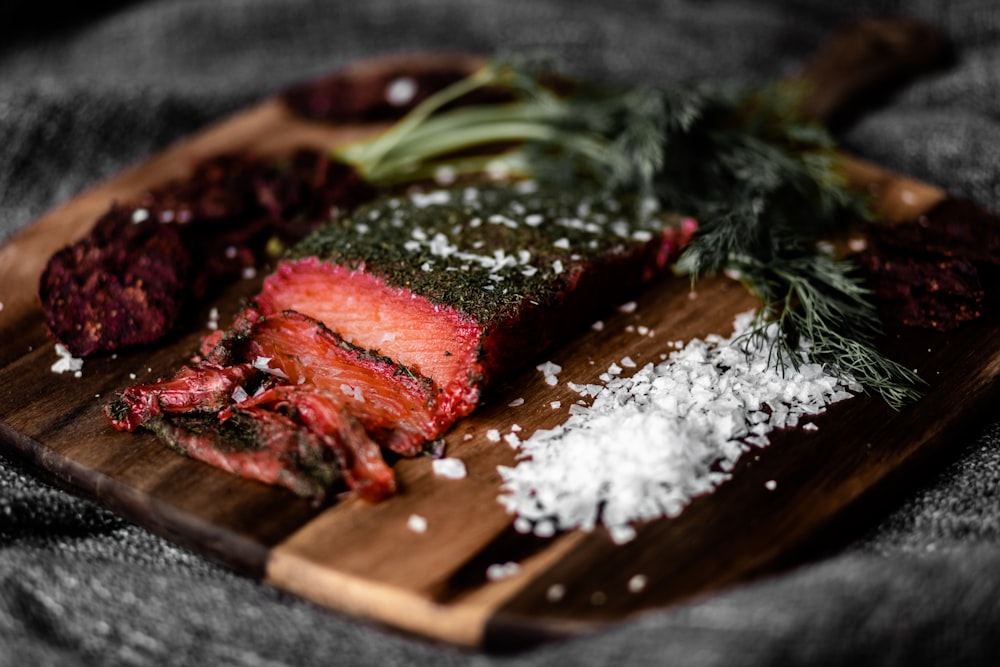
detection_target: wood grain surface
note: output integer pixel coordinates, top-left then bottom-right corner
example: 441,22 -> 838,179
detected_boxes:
1,18 -> 988,650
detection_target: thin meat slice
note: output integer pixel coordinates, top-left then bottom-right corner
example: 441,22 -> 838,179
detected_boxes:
257,259 -> 483,419
238,386 -> 396,501
106,308 -> 439,500
243,310 -> 444,456
143,407 -> 344,500
107,363 -> 256,432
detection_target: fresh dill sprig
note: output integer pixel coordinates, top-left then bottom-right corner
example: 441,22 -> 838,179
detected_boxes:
333,59 -> 923,408
719,252 -> 925,409
665,83 -> 923,407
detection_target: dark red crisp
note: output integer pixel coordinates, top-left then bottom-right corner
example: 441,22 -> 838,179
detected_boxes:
39,207 -> 192,356
39,149 -> 378,357
859,198 -> 1000,331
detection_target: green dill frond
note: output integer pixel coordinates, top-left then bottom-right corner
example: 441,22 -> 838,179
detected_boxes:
717,251 -> 925,409
332,55 -> 920,408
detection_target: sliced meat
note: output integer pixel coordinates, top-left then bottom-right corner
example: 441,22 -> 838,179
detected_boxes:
106,308 -> 436,500
143,407 -> 344,501
241,310 -> 444,456
260,184 -> 696,416
107,183 -> 696,502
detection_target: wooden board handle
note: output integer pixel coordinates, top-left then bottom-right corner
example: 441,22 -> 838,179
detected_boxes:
794,16 -> 951,127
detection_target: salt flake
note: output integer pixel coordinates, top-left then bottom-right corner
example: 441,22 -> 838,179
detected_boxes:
486,561 -> 521,581
432,457 -> 467,480
496,310 -> 856,543
51,344 -> 83,375
407,514 -> 428,533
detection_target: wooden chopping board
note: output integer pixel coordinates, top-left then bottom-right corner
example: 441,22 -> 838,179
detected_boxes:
0,18 -> 989,650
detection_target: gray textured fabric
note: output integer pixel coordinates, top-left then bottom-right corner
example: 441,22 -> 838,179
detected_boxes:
3,1 -> 1000,664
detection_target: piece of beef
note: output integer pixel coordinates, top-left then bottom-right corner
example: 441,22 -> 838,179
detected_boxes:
237,309 -> 445,456
260,184 -> 697,420
107,362 -> 257,432
107,308 -> 431,500
236,386 -> 397,501
108,183 -> 695,501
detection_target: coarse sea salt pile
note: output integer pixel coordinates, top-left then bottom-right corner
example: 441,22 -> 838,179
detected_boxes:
497,311 -> 860,544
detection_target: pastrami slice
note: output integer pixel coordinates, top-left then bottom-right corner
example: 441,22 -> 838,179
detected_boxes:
243,310 -> 445,456
143,407 -> 344,501
106,308 -> 441,499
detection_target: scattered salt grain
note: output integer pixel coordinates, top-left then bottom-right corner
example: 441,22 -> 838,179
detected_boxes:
627,574 -> 648,593
497,311 -> 857,543
386,76 -> 418,106
765,480 -> 777,491
252,356 -> 289,379
434,165 -> 457,185
486,561 -> 521,581
609,524 -> 637,544
537,360 -> 562,386
591,320 -> 604,331
546,584 -> 566,602
802,422 -> 819,431
551,401 -> 562,409
620,356 -> 636,369
637,326 -> 649,336
848,237 -> 868,253
206,307 -> 220,331
508,397 -> 525,407
432,457 -> 468,480
51,344 -> 83,375
131,208 -> 149,224
407,514 -> 428,533
486,429 -> 501,443
463,433 -> 474,441
618,301 -> 637,313
242,266 -> 257,280
231,386 -> 249,403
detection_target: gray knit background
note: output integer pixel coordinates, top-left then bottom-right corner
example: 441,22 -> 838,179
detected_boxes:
3,1 -> 1000,664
